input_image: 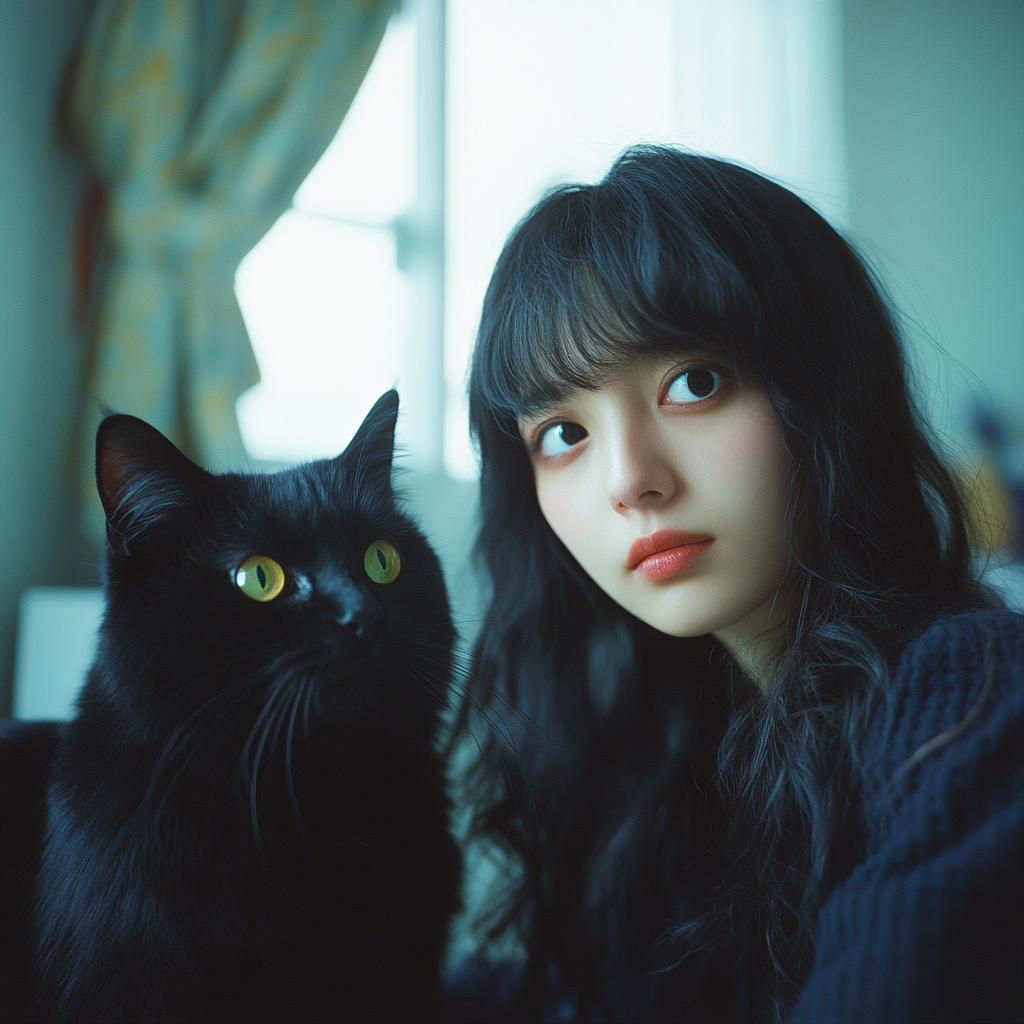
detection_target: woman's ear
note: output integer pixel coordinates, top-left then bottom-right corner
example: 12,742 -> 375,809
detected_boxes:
95,415 -> 205,556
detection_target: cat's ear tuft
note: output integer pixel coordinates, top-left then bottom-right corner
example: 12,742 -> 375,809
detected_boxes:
338,390 -> 400,493
96,415 -> 203,555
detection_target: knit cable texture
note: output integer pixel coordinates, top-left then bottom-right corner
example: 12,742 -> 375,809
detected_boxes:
789,609 -> 1024,1024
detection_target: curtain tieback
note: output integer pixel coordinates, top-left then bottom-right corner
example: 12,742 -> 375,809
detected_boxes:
108,183 -> 273,270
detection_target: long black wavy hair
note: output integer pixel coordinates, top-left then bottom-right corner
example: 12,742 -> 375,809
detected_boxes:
452,147 -> 993,1022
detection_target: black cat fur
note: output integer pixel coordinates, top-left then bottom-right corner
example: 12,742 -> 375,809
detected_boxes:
0,392 -> 462,1023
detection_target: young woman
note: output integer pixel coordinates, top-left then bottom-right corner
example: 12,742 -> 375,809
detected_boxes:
448,147 -> 1023,1023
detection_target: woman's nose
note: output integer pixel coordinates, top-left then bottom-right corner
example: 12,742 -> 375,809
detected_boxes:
605,426 -> 676,512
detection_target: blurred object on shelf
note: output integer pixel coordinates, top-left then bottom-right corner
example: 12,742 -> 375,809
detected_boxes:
962,456 -> 1016,556
13,588 -> 103,721
965,401 -> 1024,560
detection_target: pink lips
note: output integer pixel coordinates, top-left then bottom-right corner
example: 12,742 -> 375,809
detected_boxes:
627,529 -> 713,581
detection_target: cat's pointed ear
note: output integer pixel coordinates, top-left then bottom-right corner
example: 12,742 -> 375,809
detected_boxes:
337,390 -> 400,493
96,415 -> 204,555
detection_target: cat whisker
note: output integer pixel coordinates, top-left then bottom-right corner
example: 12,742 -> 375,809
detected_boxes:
146,676 -> 259,821
242,673 -> 303,868
399,662 -> 528,766
284,676 -> 311,841
239,659 -> 336,861
402,666 -> 459,715
400,642 -> 535,740
144,646 -> 315,810
481,736 -> 541,854
302,669 -> 316,739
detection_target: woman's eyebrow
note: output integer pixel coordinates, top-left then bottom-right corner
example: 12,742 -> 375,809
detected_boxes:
517,412 -> 552,438
517,389 -> 581,425
662,347 -> 730,364
517,403 -> 573,446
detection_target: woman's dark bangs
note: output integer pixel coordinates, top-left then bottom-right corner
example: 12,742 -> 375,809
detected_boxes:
477,179 -> 760,421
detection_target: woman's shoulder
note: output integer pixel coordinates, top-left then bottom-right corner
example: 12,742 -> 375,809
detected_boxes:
860,606 -> 1023,854
866,607 -> 1024,784
789,608 -> 1023,1023
895,605 -> 1024,674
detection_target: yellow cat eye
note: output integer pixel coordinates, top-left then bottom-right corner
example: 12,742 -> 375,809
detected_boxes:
235,555 -> 286,602
364,541 -> 401,585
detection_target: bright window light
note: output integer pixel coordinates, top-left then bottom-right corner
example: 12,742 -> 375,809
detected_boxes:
236,9 -> 415,463
235,215 -> 406,461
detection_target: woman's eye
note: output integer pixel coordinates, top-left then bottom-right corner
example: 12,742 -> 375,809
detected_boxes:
235,555 -> 286,602
665,367 -> 722,404
538,421 -> 588,457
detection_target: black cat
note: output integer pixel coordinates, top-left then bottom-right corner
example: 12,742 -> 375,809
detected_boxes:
0,392 -> 461,1022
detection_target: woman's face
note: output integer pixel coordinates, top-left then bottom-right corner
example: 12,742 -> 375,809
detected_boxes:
520,354 -> 792,668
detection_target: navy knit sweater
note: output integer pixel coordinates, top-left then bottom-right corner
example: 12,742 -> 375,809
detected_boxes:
448,609 -> 1024,1023
788,608 -> 1024,1023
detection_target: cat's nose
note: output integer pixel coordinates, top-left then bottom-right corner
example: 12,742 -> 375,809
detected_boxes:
319,576 -> 384,641
335,599 -> 383,640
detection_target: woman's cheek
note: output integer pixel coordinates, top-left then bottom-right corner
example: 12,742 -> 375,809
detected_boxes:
711,402 -> 788,513
536,473 -> 583,548
536,469 -> 607,576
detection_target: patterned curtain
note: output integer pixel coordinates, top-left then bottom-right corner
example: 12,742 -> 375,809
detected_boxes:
72,0 -> 393,543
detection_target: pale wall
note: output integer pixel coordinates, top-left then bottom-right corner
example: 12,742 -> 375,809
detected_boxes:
0,0 -> 96,714
844,0 -> 1024,454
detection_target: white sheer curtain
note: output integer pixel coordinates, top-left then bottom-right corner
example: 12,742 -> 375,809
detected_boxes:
671,0 -> 847,224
